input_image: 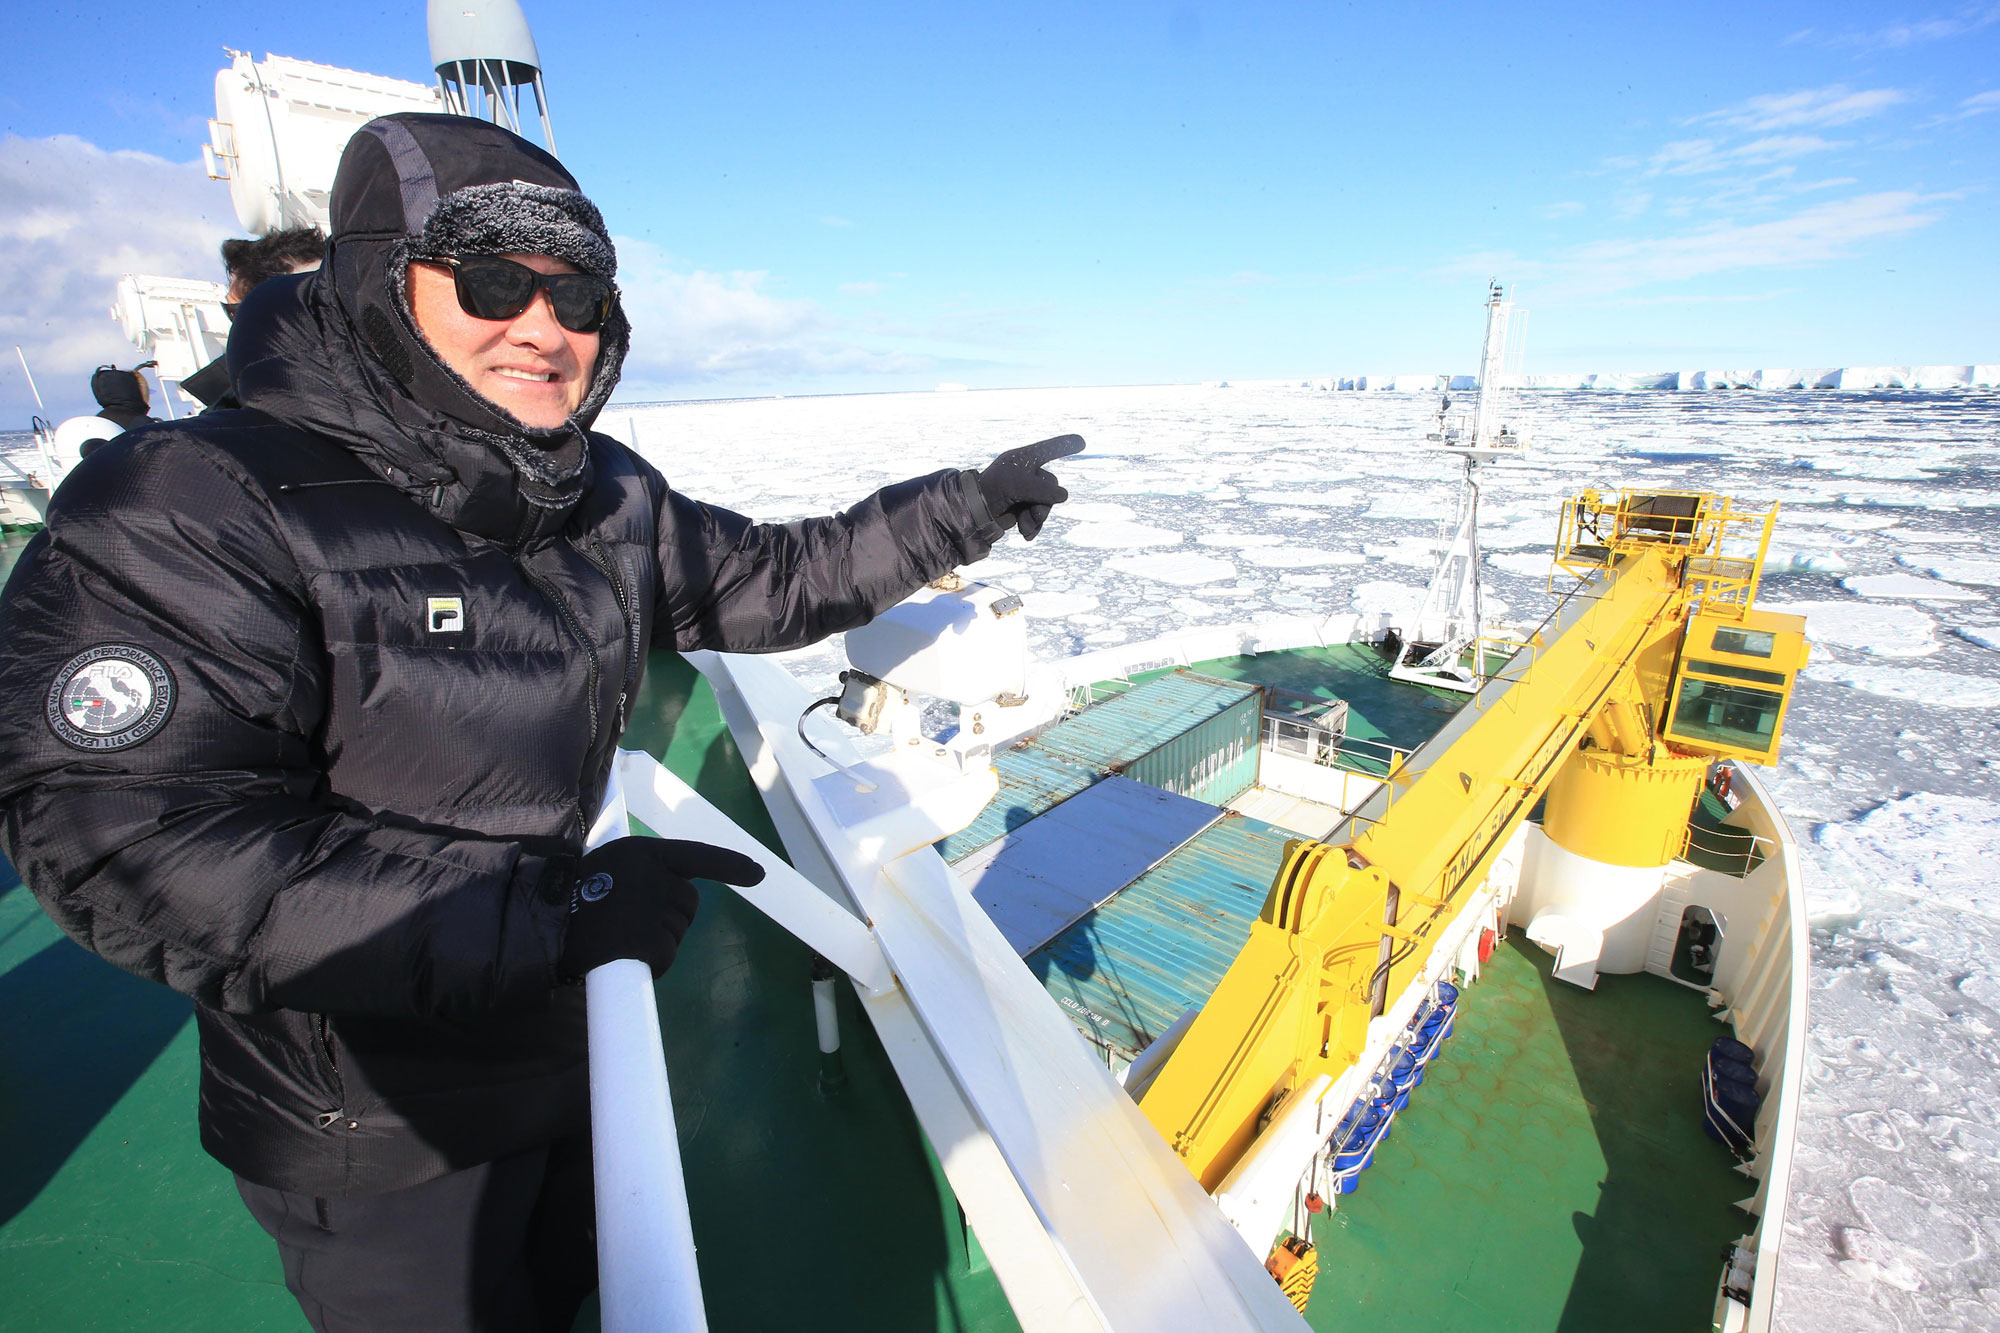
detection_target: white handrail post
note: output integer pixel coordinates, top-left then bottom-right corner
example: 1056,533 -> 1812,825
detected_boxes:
583,769 -> 709,1333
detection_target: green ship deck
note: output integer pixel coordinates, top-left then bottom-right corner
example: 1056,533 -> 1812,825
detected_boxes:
1306,932 -> 1748,1332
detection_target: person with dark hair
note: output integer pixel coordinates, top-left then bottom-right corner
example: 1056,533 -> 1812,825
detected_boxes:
182,226 -> 328,408
0,112 -> 1074,1332
220,226 -> 328,305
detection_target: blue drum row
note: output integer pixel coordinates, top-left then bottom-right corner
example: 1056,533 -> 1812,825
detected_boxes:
1324,982 -> 1460,1196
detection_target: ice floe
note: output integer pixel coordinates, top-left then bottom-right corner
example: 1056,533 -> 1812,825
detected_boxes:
1487,551 -> 1554,578
1104,552 -> 1237,586
1898,556 -> 2000,587
1196,531 -> 1287,548
1759,601 -> 1941,658
1804,662 -> 2000,706
1350,580 -> 1427,621
1020,591 -> 1101,617
1816,792 -> 2000,920
1841,573 -> 1984,602
1241,547 -> 1366,568
1061,521 -> 1184,549
1055,501 -> 1138,523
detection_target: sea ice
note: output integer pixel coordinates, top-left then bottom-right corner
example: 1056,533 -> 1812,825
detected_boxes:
1841,574 -> 1984,603
1055,501 -> 1138,523
1021,591 -> 1101,617
1487,552 -> 1554,578
1758,601 -> 1941,658
1816,792 -> 2000,920
1364,538 -> 1439,567
1350,580 -> 1427,621
1061,521 -> 1184,549
1776,512 -> 1902,531
1364,491 -> 1446,520
1804,662 -> 2000,707
1104,552 -> 1237,586
1241,547 -> 1366,568
1897,557 -> 2000,587
1196,532 -> 1286,548
1241,488 -> 1363,508
1957,626 -> 2000,651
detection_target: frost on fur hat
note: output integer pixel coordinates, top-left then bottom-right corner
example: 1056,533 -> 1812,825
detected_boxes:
404,179 -> 618,281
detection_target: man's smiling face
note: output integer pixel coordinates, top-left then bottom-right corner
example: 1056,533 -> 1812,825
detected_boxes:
406,253 -> 600,429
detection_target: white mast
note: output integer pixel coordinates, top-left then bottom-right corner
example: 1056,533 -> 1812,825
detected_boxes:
1389,281 -> 1527,694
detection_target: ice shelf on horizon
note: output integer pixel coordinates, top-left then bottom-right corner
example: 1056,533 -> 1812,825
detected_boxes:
1325,365 -> 2000,392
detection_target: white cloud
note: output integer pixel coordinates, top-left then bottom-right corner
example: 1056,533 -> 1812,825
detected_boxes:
0,134 -> 236,417
1824,6 -> 2000,50
1460,191 -> 1939,296
838,280 -> 884,296
1542,201 -> 1585,218
1927,89 -> 2000,125
1690,86 -> 1908,132
612,238 -> 944,389
1647,134 -> 1845,176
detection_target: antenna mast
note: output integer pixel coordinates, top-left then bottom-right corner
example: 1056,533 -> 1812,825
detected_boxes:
1389,281 -> 1527,694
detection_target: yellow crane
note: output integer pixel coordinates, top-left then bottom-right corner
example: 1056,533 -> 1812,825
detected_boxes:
1139,489 -> 1810,1192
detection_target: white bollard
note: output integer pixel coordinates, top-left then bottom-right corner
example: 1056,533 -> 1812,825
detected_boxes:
584,770 -> 708,1333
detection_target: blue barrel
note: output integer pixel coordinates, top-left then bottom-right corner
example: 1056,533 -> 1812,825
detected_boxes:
1387,1050 -> 1420,1107
1331,1097 -> 1392,1174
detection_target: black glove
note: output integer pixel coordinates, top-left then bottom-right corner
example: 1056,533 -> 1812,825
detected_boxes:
556,836 -> 766,981
974,434 -> 1085,541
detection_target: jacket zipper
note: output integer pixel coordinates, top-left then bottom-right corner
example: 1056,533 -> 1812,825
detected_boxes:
579,535 -> 641,733
518,556 -> 601,842
310,1013 -> 345,1129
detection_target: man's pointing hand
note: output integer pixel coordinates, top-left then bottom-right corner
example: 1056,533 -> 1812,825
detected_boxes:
975,434 -> 1085,541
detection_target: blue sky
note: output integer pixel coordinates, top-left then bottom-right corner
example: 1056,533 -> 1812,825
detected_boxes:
2,1 -> 1996,415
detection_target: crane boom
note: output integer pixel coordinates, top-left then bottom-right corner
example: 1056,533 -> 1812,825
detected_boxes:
1139,489 -> 1808,1189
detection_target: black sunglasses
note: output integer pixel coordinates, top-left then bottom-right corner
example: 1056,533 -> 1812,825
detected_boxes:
427,255 -> 614,334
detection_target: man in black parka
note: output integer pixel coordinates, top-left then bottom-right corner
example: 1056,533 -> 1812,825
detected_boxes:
0,113 -> 1076,1332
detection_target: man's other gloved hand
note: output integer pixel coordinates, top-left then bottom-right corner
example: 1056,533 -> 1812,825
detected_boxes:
556,836 -> 766,982
975,434 -> 1086,540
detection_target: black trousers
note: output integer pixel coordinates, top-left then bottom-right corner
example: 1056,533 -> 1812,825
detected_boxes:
237,1135 -> 597,1333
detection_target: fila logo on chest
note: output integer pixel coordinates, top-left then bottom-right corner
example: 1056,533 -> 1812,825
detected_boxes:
427,596 -> 465,634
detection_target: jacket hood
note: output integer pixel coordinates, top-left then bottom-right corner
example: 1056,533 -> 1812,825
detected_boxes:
229,114 -> 634,546
91,366 -> 150,426
230,268 -> 595,548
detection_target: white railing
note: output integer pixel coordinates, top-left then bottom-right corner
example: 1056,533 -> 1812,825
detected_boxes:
1260,713 -> 1409,779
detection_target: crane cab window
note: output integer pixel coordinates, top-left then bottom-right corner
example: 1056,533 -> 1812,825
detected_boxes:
1711,626 -> 1775,658
1669,678 -> 1784,752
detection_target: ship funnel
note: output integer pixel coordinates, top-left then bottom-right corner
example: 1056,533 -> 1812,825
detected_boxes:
427,0 -> 558,155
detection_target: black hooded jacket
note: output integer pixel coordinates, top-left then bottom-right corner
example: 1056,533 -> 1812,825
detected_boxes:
0,117 -> 1000,1195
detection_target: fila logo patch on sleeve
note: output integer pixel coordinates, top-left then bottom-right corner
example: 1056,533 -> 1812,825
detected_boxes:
427,596 -> 465,634
46,644 -> 176,751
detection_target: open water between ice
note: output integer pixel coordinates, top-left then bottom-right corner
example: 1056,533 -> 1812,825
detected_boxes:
606,380 -> 2000,1333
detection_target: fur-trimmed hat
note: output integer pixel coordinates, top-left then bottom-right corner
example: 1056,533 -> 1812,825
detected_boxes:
324,113 -> 628,469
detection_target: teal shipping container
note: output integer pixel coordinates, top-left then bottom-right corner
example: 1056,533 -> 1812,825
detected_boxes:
937,669 -> 1264,862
